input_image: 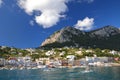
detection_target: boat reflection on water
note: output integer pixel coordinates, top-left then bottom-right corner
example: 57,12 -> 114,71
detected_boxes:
43,65 -> 56,71
82,56 -> 93,73
82,66 -> 93,73
43,68 -> 53,71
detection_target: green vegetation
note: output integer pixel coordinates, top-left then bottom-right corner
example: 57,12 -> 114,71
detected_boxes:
0,46 -> 120,60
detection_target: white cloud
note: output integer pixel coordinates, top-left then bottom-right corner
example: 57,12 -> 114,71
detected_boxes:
29,20 -> 34,26
77,0 -> 94,3
18,0 -> 69,28
74,17 -> 94,31
0,0 -> 3,7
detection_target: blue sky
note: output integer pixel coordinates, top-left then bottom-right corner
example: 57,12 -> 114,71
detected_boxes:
0,0 -> 120,48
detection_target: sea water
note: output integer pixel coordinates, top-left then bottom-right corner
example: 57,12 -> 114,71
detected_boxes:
0,67 -> 120,80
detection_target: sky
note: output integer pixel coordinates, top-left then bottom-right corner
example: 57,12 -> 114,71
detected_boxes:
0,0 -> 120,48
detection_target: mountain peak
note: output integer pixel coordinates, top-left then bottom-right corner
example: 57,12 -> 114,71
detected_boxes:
41,26 -> 85,47
90,25 -> 120,38
102,25 -> 119,30
40,25 -> 120,50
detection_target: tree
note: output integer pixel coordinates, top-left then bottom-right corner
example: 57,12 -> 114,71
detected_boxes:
30,54 -> 40,61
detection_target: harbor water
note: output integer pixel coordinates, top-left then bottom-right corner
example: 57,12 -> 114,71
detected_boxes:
0,67 -> 120,80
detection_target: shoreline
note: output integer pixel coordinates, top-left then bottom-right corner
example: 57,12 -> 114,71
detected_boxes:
108,63 -> 120,66
0,63 -> 120,70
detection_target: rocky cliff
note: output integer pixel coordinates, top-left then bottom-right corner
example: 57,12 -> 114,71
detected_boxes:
41,25 -> 120,50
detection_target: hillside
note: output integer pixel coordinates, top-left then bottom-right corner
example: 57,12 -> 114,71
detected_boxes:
40,25 -> 120,50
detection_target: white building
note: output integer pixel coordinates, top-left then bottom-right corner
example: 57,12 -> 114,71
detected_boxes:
59,51 -> 65,56
66,55 -> 75,61
109,50 -> 117,55
86,49 -> 93,53
75,51 -> 82,55
45,50 -> 54,56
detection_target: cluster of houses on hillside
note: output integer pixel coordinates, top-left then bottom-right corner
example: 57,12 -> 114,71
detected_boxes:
0,55 -> 119,70
0,46 -> 120,69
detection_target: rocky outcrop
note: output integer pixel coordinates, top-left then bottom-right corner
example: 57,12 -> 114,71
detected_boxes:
90,26 -> 120,38
41,27 -> 85,46
41,25 -> 120,50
